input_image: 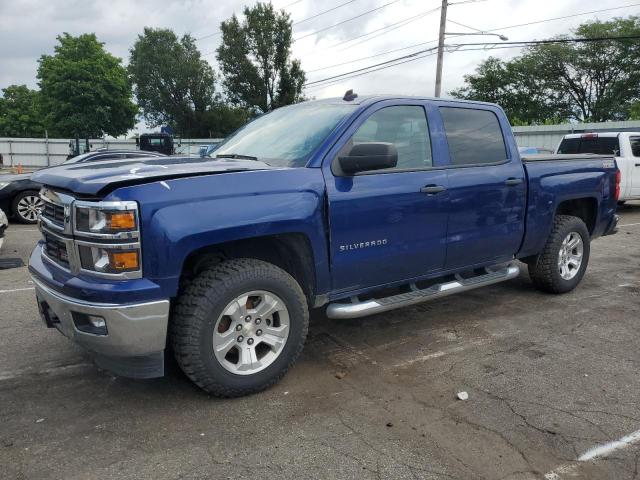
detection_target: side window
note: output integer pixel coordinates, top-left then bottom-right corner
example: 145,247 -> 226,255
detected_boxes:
351,105 -> 432,169
629,137 -> 640,157
440,107 -> 507,166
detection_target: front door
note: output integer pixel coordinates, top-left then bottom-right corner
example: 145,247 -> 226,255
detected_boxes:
324,102 -> 450,294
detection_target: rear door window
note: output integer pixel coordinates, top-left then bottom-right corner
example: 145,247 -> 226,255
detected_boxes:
440,107 -> 507,166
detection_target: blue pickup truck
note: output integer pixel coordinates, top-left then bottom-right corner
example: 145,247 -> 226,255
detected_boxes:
29,94 -> 620,397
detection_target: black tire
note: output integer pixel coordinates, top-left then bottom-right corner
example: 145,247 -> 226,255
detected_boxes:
11,190 -> 43,224
527,215 -> 590,294
171,258 -> 309,397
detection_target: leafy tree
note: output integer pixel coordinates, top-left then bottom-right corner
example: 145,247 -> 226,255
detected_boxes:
37,33 -> 137,137
129,28 -> 234,137
450,57 -> 570,124
0,85 -> 45,137
217,2 -> 305,113
451,16 -> 640,124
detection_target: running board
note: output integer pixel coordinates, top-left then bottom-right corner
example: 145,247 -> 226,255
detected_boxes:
326,263 -> 520,319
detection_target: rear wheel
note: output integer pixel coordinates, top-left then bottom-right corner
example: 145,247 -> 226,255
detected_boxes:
527,215 -> 590,294
171,258 -> 309,397
12,190 -> 44,224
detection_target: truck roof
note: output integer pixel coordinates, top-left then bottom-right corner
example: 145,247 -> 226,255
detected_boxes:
308,94 -> 502,109
562,132 -> 640,138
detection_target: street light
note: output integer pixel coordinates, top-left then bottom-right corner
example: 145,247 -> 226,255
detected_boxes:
446,32 -> 509,41
434,0 -> 510,97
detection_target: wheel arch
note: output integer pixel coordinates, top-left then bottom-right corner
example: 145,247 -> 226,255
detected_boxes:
554,196 -> 598,235
179,233 -> 319,306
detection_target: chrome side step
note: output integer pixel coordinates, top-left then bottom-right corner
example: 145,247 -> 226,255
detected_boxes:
326,263 -> 520,319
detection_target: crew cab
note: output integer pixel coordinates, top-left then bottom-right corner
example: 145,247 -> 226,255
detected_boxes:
29,95 -> 619,397
557,132 -> 640,203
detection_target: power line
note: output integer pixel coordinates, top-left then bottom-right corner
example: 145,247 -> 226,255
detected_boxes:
293,0 -> 358,26
307,39 -> 436,73
305,46 -> 439,86
448,2 -> 640,35
294,0 -> 403,41
195,0 -> 307,41
305,35 -> 640,88
302,1 -> 640,75
335,6 -> 441,51
308,6 -> 439,53
306,51 -> 439,89
281,0 -> 303,8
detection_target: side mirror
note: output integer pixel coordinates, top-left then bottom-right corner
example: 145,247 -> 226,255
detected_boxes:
339,142 -> 398,175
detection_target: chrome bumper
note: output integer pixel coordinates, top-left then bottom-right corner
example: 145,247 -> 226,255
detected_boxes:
32,275 -> 170,359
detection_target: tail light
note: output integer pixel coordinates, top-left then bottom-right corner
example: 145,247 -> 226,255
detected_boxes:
615,169 -> 621,201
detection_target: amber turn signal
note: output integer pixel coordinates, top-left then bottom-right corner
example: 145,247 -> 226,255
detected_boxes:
109,251 -> 139,271
109,211 -> 136,230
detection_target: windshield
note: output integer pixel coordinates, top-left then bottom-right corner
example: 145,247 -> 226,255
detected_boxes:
213,102 -> 356,167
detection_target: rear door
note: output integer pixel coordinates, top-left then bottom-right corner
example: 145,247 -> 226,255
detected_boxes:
438,105 -> 526,269
323,100 -> 450,294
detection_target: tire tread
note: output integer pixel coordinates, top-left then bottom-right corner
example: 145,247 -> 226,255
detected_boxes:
170,258 -> 308,397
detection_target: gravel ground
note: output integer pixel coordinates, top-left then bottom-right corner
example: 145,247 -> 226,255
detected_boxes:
1,204 -> 639,480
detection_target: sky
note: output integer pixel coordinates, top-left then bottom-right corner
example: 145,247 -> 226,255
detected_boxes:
0,0 -> 638,133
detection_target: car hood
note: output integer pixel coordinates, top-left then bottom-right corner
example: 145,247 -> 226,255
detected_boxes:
31,156 -> 276,196
0,172 -> 32,182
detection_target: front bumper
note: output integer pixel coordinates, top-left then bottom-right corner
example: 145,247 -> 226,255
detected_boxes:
32,275 -> 170,378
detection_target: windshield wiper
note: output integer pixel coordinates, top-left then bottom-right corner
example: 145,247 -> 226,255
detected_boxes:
215,153 -> 258,161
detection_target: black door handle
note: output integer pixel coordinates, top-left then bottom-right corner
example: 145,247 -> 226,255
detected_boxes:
635,163 -> 640,167
504,178 -> 523,186
420,185 -> 446,194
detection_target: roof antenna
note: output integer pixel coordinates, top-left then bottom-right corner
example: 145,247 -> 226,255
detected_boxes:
343,89 -> 358,101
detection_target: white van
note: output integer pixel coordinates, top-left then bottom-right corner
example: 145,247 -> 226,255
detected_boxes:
557,132 -> 640,203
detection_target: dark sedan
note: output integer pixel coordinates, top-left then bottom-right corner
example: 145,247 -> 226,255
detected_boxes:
0,150 -> 167,223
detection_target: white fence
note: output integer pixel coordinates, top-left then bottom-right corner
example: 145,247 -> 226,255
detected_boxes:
513,120 -> 640,151
0,137 -> 223,168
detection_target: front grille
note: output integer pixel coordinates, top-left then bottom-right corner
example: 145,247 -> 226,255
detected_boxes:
42,201 -> 65,226
43,232 -> 69,268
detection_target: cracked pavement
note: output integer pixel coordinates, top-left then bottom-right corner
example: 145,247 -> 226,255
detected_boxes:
1,204 -> 639,479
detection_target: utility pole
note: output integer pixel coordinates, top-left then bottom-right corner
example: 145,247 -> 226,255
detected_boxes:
434,0 -> 448,98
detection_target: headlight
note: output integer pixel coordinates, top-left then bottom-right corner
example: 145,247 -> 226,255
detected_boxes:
74,203 -> 138,236
0,182 -> 11,191
78,244 -> 141,274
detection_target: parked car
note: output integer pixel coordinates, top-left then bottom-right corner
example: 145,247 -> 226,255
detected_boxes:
198,143 -> 222,157
0,172 -> 45,224
63,149 -> 166,165
139,133 -> 174,155
29,94 -> 619,397
557,132 -> 640,204
0,150 -> 166,224
518,146 -> 554,154
0,208 -> 7,250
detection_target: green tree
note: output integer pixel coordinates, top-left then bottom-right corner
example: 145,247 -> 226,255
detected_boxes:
217,2 -> 305,113
451,16 -> 640,124
0,85 -> 45,137
450,57 -> 570,124
129,28 -> 237,137
37,33 -> 137,137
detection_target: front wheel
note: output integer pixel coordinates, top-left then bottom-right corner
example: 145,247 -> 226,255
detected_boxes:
171,258 -> 309,397
12,190 -> 44,224
527,215 -> 590,294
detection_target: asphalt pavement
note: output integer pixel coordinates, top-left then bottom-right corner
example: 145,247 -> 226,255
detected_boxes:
1,205 -> 639,480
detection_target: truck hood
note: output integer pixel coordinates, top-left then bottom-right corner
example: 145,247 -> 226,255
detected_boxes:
31,156 -> 275,196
